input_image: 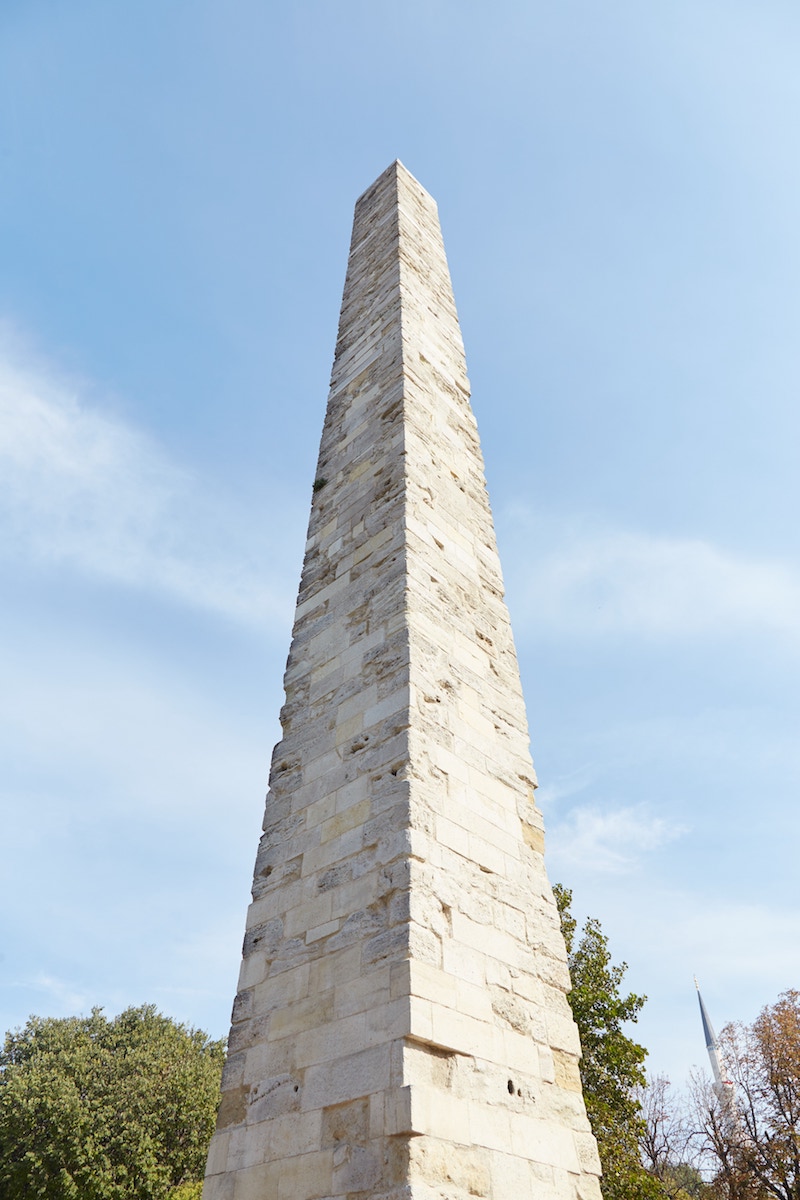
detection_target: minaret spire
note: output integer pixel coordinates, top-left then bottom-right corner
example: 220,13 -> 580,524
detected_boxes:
695,977 -> 737,1120
203,162 -> 601,1200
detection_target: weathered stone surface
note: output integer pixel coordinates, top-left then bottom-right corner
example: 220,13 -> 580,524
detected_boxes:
203,161 -> 601,1199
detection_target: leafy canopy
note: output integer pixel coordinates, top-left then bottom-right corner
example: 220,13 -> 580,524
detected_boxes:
0,1005 -> 224,1200
554,884 -> 665,1200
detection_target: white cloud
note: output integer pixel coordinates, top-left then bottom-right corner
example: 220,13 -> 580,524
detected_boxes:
504,510 -> 800,645
25,974 -> 91,1017
534,765 -> 597,809
0,325 -> 299,626
547,802 -> 686,873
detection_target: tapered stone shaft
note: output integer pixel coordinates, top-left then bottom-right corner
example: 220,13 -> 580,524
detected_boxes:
204,162 -> 601,1200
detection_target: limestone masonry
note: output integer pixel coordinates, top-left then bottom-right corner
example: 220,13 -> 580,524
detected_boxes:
203,162 -> 602,1200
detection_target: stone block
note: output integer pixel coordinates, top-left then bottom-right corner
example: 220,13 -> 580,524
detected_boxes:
247,1074 -> 300,1124
332,1141 -> 383,1194
294,1012 -> 367,1069
267,990 -> 334,1041
201,1173 -> 234,1200
302,1043 -> 393,1110
337,963 -> 392,1018
269,1109 -> 323,1159
205,1130 -> 230,1177
275,1151 -> 333,1200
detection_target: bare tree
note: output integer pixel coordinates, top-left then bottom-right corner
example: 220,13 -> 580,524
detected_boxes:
640,1074 -> 706,1198
690,1071 -> 763,1200
692,990 -> 800,1200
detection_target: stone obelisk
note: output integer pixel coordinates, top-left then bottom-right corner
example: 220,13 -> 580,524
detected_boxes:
203,162 -> 601,1200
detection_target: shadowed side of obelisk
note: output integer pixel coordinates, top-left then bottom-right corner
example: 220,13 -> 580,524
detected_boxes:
383,167 -> 602,1199
203,163 -> 419,1200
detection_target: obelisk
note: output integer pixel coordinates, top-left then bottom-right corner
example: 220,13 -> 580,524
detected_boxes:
203,162 -> 601,1200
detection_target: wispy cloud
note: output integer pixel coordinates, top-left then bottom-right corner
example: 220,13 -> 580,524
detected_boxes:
547,802 -> 686,873
534,764 -> 597,809
25,974 -> 91,1017
0,325 -> 299,626
503,509 -> 800,645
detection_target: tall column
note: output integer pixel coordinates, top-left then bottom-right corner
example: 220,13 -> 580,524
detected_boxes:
204,161 -> 601,1200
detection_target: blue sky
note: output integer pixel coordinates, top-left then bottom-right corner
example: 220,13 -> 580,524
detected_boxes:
2,0 -> 799,1087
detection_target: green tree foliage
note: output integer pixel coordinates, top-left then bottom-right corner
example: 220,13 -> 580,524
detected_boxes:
0,1005 -> 225,1200
554,884 -> 665,1200
168,1185 -> 204,1200
661,1162 -> 709,1200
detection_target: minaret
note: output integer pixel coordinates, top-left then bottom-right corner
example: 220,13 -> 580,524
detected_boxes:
203,162 -> 601,1200
695,978 -> 736,1119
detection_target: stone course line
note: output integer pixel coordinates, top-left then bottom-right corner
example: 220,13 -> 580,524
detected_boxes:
203,160 -> 602,1200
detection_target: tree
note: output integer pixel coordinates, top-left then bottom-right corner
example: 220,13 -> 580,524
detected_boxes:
692,991 -> 800,1200
554,883 -> 665,1200
639,1074 -> 707,1199
689,1070 -> 765,1200
0,1005 -> 225,1200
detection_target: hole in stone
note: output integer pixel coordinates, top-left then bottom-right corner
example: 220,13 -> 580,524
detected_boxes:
507,1079 -> 515,1094
294,1085 -> 299,1093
